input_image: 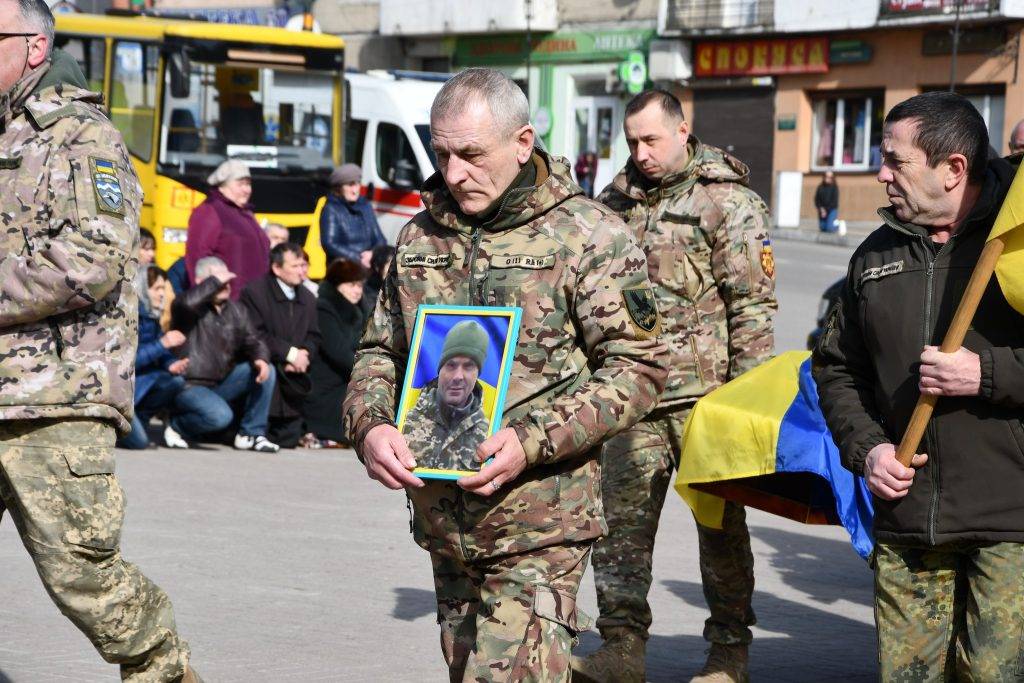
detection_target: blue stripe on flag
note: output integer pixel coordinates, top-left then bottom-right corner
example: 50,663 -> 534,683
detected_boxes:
776,359 -> 874,560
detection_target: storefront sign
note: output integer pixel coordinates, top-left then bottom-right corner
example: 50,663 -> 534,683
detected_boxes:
454,29 -> 655,66
830,40 -> 873,65
880,0 -> 995,17
694,38 -> 829,77
777,114 -> 797,131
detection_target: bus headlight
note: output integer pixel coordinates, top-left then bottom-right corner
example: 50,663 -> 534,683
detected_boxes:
162,227 -> 188,244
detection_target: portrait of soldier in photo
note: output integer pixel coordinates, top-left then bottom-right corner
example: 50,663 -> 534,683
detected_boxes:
404,319 -> 491,472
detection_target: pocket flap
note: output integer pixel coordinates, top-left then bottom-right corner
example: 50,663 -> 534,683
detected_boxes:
533,586 -> 592,633
62,446 -> 115,476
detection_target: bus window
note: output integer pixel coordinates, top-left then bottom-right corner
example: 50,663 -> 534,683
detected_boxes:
376,122 -> 421,189
345,117 -> 367,166
55,36 -> 105,93
160,62 -> 335,174
111,41 -> 158,162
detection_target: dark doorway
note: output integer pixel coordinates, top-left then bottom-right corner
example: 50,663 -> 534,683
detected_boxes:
692,86 -> 775,203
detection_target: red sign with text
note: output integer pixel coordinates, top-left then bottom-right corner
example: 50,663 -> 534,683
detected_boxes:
694,38 -> 829,77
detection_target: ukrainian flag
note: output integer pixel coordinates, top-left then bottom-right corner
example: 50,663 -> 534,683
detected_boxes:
990,164 -> 1024,315
674,351 -> 874,559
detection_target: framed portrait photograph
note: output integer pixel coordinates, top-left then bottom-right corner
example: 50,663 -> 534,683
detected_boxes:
396,305 -> 522,480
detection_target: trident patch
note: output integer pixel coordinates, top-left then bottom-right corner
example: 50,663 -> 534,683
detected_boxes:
760,239 -> 775,279
622,286 -> 661,340
90,157 -> 124,216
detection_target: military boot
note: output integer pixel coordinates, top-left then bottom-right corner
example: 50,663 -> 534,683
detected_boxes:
570,627 -> 646,683
689,643 -> 749,683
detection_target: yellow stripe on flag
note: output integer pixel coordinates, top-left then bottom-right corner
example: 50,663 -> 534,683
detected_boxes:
989,164 -> 1024,315
674,351 -> 808,529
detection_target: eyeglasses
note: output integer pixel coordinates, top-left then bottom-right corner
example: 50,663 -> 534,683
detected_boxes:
0,32 -> 36,42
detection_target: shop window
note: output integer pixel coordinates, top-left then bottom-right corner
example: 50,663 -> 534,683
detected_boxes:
376,122 -> 421,189
111,41 -> 159,162
922,85 -> 1005,153
811,92 -> 883,171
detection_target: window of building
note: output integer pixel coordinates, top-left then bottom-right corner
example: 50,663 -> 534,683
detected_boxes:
111,41 -> 159,162
922,85 -> 1006,153
346,118 -> 367,166
376,122 -> 421,189
811,92 -> 884,171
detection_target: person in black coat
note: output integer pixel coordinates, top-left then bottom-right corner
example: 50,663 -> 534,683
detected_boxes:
305,259 -> 368,445
240,243 -> 322,447
362,244 -> 396,318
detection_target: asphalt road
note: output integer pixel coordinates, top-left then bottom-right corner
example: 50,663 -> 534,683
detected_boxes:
0,238 -> 870,683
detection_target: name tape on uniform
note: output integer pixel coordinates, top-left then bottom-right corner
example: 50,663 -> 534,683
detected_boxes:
490,254 -> 556,269
402,252 -> 453,268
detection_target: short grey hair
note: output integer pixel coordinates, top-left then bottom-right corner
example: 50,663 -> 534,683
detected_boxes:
17,0 -> 54,57
195,256 -> 227,282
431,68 -> 530,137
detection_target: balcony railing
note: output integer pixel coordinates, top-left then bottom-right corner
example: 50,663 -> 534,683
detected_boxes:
662,0 -> 774,34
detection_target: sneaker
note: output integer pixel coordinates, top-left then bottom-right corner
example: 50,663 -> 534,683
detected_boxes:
233,434 -> 255,450
252,435 -> 280,453
163,424 -> 189,449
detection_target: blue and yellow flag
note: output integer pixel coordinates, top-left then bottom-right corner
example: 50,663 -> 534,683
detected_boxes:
989,164 -> 1024,314
675,351 -> 874,559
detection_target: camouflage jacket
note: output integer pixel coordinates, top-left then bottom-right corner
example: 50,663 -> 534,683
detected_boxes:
598,136 -> 776,411
404,381 -> 489,472
0,57 -> 141,434
343,150 -> 668,560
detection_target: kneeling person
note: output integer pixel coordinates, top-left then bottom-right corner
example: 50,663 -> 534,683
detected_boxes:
171,256 -> 279,452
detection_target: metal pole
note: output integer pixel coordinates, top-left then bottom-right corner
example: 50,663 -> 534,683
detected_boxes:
950,0 -> 962,92
525,0 -> 533,105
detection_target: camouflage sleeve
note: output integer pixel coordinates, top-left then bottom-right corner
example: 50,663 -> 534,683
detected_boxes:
511,216 -> 669,467
709,185 -> 778,378
0,118 -> 138,328
342,256 -> 408,452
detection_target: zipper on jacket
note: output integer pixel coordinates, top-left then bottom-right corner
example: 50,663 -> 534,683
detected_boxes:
466,228 -> 484,306
921,234 -> 954,544
690,336 -> 705,388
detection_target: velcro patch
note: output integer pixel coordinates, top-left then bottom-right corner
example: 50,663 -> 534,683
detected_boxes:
490,254 -> 556,269
759,240 -> 775,279
622,286 -> 660,339
90,157 -> 124,216
860,260 -> 904,285
402,252 -> 452,268
0,157 -> 21,169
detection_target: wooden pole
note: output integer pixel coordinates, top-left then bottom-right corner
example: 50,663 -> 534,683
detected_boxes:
895,235 -> 1007,466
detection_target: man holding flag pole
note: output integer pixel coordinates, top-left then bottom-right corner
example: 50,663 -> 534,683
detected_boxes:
814,91 -> 1024,680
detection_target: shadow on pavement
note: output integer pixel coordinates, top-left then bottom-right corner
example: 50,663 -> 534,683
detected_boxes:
750,524 -> 874,607
391,586 -> 436,621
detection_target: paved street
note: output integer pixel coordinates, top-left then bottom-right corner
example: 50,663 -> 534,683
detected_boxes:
0,238 -> 870,682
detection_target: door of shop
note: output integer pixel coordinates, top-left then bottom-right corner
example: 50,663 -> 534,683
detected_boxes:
693,87 -> 775,203
572,95 -> 621,195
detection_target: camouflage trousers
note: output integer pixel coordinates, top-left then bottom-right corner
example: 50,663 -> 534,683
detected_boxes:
593,412 -> 756,644
875,540 -> 1024,681
0,418 -> 190,682
430,542 -> 591,682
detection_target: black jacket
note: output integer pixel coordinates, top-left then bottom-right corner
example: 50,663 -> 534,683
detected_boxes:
171,277 -> 269,386
240,275 -> 321,418
814,183 -> 839,212
305,283 -> 365,441
320,193 -> 386,262
813,159 -> 1024,545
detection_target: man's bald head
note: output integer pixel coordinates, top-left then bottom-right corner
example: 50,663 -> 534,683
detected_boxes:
1010,119 -> 1024,155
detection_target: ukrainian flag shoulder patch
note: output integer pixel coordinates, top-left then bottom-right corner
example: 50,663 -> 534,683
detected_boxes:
90,157 -> 124,216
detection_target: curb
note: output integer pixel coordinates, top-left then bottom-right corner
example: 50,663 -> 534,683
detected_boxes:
771,227 -> 868,247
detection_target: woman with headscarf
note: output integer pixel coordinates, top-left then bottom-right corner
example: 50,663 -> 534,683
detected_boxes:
184,159 -> 270,299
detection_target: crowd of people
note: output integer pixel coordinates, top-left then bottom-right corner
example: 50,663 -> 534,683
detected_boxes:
124,160 -> 394,453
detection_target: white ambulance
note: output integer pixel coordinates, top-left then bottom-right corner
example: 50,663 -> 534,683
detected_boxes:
345,70 -> 445,242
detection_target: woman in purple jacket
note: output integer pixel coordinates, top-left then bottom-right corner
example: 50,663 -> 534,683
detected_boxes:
184,160 -> 270,299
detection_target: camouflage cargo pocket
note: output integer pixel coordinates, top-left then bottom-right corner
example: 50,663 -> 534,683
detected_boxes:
60,446 -> 124,552
508,585 -> 589,677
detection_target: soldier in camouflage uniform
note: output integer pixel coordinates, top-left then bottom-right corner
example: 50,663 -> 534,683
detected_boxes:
574,89 -> 776,683
0,2 -> 198,680
343,68 -> 668,682
405,320 -> 491,471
